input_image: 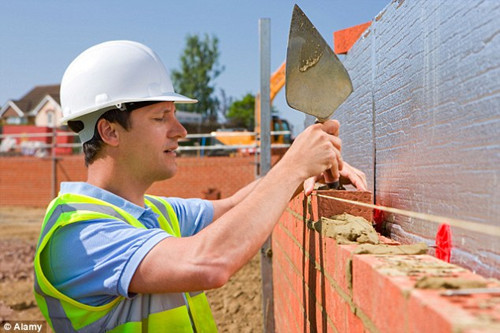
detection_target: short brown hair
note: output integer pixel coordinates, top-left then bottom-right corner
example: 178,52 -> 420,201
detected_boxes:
68,101 -> 158,166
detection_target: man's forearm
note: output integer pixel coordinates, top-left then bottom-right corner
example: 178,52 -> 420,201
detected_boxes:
211,170 -> 306,221
193,162 -> 303,280
210,178 -> 261,220
131,162 -> 303,294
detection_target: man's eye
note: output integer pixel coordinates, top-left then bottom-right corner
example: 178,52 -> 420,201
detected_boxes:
154,118 -> 166,122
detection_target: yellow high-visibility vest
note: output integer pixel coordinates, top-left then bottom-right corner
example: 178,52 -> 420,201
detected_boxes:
34,193 -> 217,332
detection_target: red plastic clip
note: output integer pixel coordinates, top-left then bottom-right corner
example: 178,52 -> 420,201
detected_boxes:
435,224 -> 452,263
373,205 -> 384,231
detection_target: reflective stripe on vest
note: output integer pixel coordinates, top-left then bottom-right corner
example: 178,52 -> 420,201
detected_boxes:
34,193 -> 217,332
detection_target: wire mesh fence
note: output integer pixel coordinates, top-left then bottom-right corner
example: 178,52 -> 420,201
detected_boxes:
0,129 -> 292,158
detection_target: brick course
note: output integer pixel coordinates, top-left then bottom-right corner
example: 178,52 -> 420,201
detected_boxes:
273,191 -> 500,332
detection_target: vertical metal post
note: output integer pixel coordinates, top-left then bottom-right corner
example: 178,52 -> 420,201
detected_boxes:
254,94 -> 261,178
259,18 -> 275,333
260,19 -> 271,176
51,126 -> 57,199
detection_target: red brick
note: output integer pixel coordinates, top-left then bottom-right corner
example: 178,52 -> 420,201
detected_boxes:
289,193 -> 303,215
272,227 -> 282,255
409,282 -> 500,333
284,209 -> 294,226
291,241 -> 302,274
408,289 -> 466,333
353,255 -> 414,333
275,286 -> 290,332
332,243 -> 356,296
272,223 -> 281,241
274,273 -> 294,333
326,319 -> 339,333
293,216 -> 305,247
277,224 -> 291,254
323,276 -> 348,333
316,189 -> 373,222
333,21 -> 372,54
273,241 -> 302,333
345,306 -> 365,333
351,255 -> 377,317
292,294 -> 304,332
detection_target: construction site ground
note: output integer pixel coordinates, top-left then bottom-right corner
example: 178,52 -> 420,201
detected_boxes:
0,206 -> 263,332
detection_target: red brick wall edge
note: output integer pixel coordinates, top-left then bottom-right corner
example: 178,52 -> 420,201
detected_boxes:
273,192 -> 500,332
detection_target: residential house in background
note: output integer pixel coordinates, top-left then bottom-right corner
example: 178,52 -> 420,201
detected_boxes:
0,85 -> 211,156
0,85 -> 206,130
0,84 -> 61,127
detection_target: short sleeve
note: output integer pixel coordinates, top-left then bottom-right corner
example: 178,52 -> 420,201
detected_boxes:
165,198 -> 214,237
40,218 -> 170,306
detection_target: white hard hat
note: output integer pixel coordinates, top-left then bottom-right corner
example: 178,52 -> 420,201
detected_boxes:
60,40 -> 197,143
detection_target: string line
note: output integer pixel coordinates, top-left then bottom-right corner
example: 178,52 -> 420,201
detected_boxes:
313,193 -> 500,237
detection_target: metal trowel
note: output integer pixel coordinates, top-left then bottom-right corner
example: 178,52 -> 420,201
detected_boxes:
285,4 -> 353,189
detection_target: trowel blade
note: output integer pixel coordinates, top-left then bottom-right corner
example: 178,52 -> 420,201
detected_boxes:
285,4 -> 353,122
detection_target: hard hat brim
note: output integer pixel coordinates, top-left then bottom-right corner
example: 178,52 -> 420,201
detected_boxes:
60,93 -> 197,124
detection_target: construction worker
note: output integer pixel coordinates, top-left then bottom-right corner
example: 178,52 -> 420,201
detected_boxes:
33,40 -> 367,332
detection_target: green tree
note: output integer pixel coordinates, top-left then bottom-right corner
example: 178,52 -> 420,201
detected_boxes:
171,34 -> 224,122
226,93 -> 255,129
226,94 -> 280,129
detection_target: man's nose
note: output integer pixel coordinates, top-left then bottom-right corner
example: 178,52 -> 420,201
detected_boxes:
169,117 -> 187,139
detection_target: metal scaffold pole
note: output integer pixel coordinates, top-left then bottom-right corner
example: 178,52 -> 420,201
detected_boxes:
258,17 -> 275,333
51,126 -> 57,199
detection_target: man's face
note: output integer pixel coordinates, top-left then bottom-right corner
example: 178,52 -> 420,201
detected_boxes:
117,101 -> 187,182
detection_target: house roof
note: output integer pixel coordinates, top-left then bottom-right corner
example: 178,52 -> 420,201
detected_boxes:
6,84 -> 60,115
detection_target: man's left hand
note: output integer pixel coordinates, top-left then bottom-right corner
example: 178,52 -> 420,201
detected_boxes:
303,161 -> 367,195
339,162 -> 367,191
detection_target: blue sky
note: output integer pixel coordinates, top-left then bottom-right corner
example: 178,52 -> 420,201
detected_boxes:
0,0 -> 388,135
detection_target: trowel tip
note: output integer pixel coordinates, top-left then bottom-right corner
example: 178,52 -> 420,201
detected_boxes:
293,4 -> 304,14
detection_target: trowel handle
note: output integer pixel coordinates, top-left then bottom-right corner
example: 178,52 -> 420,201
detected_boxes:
324,170 -> 340,190
315,119 -> 340,190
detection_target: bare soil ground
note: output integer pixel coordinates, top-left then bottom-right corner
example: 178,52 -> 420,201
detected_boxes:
0,206 -> 262,332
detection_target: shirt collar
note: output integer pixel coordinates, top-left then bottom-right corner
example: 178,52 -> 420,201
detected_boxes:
59,182 -> 151,219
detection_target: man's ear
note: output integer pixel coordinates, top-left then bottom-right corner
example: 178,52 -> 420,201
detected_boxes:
97,119 -> 120,146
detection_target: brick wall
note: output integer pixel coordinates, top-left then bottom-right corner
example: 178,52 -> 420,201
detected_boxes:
273,191 -> 500,332
0,156 -> 61,207
149,155 -> 259,199
0,155 -> 267,207
333,0 -> 500,277
271,1 -> 500,329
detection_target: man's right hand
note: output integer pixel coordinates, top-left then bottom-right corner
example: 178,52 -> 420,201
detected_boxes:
280,119 -> 343,183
